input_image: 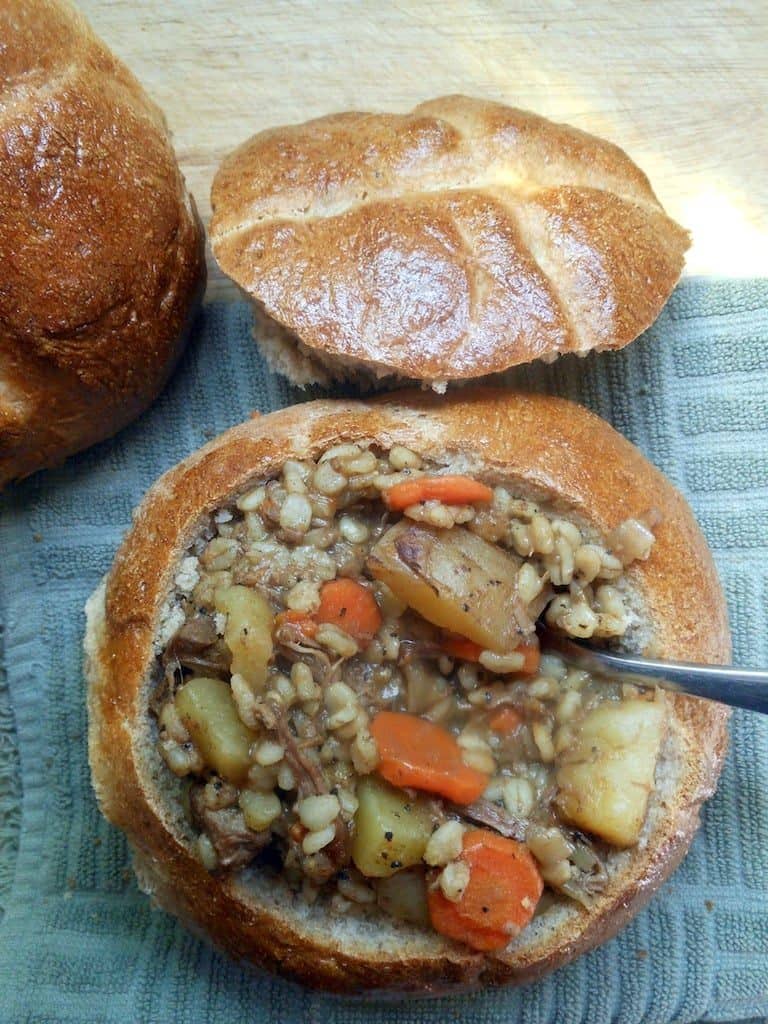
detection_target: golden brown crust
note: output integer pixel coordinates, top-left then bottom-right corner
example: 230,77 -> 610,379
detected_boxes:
86,390 -> 729,993
210,96 -> 689,385
0,0 -> 205,487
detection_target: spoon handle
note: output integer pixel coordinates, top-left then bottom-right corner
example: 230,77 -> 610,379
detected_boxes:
541,633 -> 768,714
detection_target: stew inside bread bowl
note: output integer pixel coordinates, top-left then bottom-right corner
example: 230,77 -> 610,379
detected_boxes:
86,391 -> 729,993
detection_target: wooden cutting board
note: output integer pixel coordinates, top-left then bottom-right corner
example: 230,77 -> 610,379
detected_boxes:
81,0 -> 768,298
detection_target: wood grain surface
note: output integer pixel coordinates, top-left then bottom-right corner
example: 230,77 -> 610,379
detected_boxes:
79,0 -> 768,299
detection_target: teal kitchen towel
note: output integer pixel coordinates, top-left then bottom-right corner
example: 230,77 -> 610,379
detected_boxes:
0,278 -> 767,1023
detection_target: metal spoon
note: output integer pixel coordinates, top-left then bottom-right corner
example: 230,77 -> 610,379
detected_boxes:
538,629 -> 768,714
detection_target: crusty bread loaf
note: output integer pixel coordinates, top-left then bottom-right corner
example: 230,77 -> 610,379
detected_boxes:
85,390 -> 729,994
0,0 -> 205,487
211,96 -> 689,390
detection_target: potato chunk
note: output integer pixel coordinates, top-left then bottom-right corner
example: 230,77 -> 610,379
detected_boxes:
404,660 -> 448,714
555,699 -> 666,847
352,775 -> 433,878
175,677 -> 257,785
214,584 -> 273,689
376,868 -> 430,926
367,522 -> 532,653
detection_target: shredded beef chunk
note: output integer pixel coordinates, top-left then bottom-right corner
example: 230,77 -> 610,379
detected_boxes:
272,705 -> 328,799
163,614 -> 231,679
456,799 -> 527,842
190,787 -> 271,870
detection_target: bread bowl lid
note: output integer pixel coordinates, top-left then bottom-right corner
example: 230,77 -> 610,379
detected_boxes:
210,95 -> 689,388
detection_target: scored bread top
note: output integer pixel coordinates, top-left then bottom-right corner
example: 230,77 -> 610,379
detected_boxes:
211,96 -> 689,385
86,391 -> 729,993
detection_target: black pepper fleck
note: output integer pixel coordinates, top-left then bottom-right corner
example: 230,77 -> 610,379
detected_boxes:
384,831 -> 393,841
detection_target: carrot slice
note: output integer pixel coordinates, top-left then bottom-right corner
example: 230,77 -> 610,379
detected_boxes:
428,829 -> 543,951
441,632 -> 540,675
518,636 -> 541,675
383,475 -> 494,512
426,892 -> 508,951
441,633 -> 484,662
458,832 -> 543,933
369,711 -> 489,804
488,707 -> 523,735
274,610 -> 318,639
288,821 -> 308,843
315,579 -> 382,644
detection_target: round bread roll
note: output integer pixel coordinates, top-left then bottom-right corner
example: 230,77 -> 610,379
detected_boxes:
211,96 -> 689,390
85,391 -> 729,994
0,0 -> 205,487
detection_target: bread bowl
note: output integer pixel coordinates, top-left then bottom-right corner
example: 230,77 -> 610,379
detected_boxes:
210,95 -> 689,390
0,0 -> 205,487
85,390 -> 729,994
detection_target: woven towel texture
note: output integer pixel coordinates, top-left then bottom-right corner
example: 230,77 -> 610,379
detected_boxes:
0,278 -> 766,1024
